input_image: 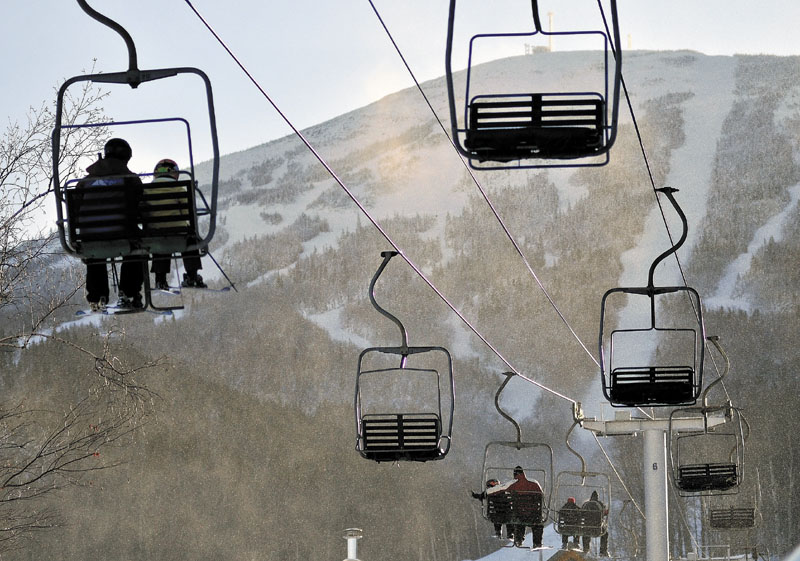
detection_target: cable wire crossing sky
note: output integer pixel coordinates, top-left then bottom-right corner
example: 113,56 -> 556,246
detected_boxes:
2,0 -> 800,167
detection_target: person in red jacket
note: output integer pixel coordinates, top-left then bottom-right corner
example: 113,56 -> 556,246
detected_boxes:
506,466 -> 544,548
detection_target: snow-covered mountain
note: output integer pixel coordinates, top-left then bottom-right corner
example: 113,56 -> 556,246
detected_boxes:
13,50 -> 799,561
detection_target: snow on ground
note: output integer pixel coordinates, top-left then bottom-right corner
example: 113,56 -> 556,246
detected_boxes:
15,306 -> 174,363
304,307 -> 372,350
619,55 -> 737,288
705,183 -> 800,312
462,524 -> 570,561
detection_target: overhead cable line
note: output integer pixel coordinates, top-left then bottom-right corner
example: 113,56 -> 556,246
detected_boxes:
366,0 -> 656,423
368,0 -> 655,509
591,432 -> 645,519
669,484 -> 702,552
366,0 -> 602,371
182,0 -> 576,405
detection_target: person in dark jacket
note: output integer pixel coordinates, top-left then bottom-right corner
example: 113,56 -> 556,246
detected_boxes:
471,479 -> 504,538
78,138 -> 144,310
581,490 -> 609,556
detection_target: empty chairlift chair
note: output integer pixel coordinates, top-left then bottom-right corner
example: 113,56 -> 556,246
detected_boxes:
599,188 -> 705,407
355,252 -> 455,462
708,467 -> 762,531
445,0 -> 622,170
669,337 -> 745,496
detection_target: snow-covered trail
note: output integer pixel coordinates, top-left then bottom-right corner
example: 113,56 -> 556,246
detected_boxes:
586,56 -> 738,407
705,182 -> 800,312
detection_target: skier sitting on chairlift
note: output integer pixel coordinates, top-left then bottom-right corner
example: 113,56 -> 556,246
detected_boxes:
560,496 -> 581,549
471,479 -> 504,538
581,490 -> 609,556
144,158 -> 206,289
78,138 -> 144,311
504,466 -> 544,548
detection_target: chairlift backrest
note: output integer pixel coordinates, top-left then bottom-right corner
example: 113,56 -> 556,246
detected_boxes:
445,0 -> 622,170
63,169 -> 202,260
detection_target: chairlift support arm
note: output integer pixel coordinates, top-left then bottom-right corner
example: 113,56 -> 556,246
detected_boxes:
495,373 -> 522,446
78,0 -> 138,79
702,335 -> 730,407
648,187 -> 688,290
368,251 -> 410,366
530,0 -> 543,33
565,420 -> 587,477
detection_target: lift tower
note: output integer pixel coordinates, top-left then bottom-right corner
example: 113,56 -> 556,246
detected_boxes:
581,409 -> 728,561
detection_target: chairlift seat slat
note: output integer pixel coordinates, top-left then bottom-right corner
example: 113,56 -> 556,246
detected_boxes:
465,94 -> 604,161
709,507 -> 756,529
65,180 -> 199,259
677,462 -> 738,492
557,508 -> 605,537
487,489 -> 544,526
361,413 -> 443,462
609,366 -> 695,405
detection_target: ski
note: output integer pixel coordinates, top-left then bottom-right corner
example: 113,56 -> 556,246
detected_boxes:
76,306 -> 172,317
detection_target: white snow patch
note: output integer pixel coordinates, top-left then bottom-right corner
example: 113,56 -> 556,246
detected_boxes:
705,183 -> 800,312
304,307 -> 371,349
462,524 -> 566,561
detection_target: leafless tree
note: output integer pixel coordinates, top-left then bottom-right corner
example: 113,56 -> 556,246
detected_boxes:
1,65 -> 111,328
0,74 -> 161,552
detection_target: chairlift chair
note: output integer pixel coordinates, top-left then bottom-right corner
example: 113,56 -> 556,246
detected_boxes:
554,421 -> 611,539
708,467 -> 762,530
52,0 -> 220,265
445,0 -> 622,170
599,188 -> 705,407
671,408 -> 742,494
355,252 -> 455,462
669,337 -> 745,496
479,374 -> 553,532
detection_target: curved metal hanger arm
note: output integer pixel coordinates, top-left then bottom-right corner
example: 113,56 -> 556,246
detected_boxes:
565,420 -> 587,476
495,373 -> 522,446
369,251 -> 409,365
77,0 -> 140,85
531,0 -> 543,33
702,335 -> 730,407
647,187 -> 688,289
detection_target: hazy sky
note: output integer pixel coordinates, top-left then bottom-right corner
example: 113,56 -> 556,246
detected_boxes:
2,0 -> 800,172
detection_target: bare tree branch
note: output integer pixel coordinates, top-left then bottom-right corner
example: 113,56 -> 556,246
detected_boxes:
0,68 -> 159,553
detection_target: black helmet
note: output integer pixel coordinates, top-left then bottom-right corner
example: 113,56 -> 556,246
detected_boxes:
513,465 -> 524,476
104,138 -> 132,162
